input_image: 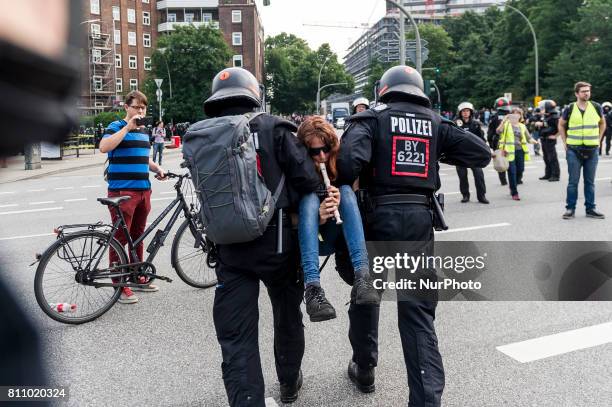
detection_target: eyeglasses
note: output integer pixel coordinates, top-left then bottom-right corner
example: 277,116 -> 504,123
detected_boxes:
308,145 -> 331,156
128,104 -> 147,110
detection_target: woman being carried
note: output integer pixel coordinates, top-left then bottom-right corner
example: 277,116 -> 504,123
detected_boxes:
297,116 -> 379,322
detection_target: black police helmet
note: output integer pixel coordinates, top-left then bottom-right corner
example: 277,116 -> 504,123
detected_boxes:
204,67 -> 262,117
378,65 -> 431,107
538,99 -> 557,114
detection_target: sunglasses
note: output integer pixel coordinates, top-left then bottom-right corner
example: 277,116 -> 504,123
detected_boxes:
308,145 -> 331,156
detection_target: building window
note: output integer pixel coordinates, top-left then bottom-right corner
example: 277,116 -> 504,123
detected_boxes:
143,12 -> 150,25
92,49 -> 102,63
127,9 -> 136,24
232,10 -> 242,23
93,76 -> 103,92
142,0 -> 149,3
232,32 -> 242,46
130,79 -> 138,91
185,13 -> 194,23
114,29 -> 121,45
129,55 -> 137,70
168,13 -> 177,23
91,24 -> 101,39
90,0 -> 100,15
116,78 -> 123,93
203,13 -> 212,23
143,33 -> 151,47
144,57 -> 152,71
115,54 -> 122,68
128,31 -> 136,46
232,55 -> 243,67
112,6 -> 121,21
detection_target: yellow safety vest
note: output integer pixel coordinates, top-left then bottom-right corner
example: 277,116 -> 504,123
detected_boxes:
500,122 -> 530,162
567,101 -> 600,146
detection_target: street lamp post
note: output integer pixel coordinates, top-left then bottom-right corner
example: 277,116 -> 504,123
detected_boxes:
505,4 -> 539,100
316,56 -> 331,115
386,0 -> 422,73
157,48 -> 173,99
318,82 -> 348,116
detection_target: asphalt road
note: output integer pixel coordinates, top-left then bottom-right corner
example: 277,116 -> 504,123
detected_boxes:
1,147 -> 612,406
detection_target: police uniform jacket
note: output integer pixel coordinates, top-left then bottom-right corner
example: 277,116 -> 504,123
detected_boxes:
337,102 -> 491,197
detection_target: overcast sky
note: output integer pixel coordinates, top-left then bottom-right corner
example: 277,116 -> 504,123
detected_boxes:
255,0 -> 387,60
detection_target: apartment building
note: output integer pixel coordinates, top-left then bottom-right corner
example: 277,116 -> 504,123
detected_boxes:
80,0 -> 264,115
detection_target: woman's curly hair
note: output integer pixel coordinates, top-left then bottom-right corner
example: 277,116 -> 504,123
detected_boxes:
297,116 -> 340,181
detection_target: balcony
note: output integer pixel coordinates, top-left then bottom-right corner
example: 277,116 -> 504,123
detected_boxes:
157,0 -> 218,9
158,21 -> 219,32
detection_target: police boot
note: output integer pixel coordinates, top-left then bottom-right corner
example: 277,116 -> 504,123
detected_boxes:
461,194 -> 470,203
348,360 -> 375,393
280,369 -> 303,404
351,274 -> 381,305
305,285 -> 336,322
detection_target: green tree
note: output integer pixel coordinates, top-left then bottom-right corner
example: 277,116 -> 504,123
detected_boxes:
265,33 -> 353,114
143,25 -> 232,122
545,0 -> 612,104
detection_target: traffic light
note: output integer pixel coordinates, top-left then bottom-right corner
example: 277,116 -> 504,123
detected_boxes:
424,79 -> 436,97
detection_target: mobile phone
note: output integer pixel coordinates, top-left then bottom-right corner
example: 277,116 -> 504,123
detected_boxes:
135,116 -> 153,126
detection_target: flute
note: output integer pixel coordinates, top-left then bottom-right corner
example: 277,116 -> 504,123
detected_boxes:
319,163 -> 343,224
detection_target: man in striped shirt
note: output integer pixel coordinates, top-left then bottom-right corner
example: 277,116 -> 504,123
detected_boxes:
100,91 -> 166,304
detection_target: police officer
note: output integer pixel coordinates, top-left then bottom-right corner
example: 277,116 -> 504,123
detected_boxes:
336,66 -> 491,406
600,101 -> 612,156
455,102 -> 489,203
534,100 -> 561,181
352,97 -> 370,114
487,97 -> 512,185
203,68 -> 320,406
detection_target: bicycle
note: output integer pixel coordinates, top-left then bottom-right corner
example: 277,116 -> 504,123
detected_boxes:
33,167 -> 218,324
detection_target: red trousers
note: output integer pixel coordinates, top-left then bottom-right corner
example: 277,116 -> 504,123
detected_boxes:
107,190 -> 152,266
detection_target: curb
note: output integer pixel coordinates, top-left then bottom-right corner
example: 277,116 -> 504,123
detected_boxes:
0,148 -> 183,185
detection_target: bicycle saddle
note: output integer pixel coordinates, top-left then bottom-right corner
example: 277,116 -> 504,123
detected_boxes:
97,196 -> 131,206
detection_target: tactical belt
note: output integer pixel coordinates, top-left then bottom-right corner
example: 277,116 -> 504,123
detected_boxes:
372,194 -> 429,207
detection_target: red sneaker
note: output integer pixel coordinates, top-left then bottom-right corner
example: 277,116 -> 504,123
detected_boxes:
118,287 -> 139,304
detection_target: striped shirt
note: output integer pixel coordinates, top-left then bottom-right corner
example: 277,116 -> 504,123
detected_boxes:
103,120 -> 151,191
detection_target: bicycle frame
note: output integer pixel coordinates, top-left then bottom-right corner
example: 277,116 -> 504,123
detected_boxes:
87,173 -> 199,282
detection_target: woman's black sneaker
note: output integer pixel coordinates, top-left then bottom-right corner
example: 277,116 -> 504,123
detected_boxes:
351,275 -> 380,305
305,285 -> 336,322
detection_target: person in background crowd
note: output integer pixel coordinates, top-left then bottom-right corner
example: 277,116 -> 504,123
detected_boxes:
152,120 -> 166,165
599,101 -> 612,156
558,81 -> 606,219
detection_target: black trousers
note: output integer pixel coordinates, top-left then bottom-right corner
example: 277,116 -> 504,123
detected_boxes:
336,203 -> 444,407
213,226 -> 304,407
456,166 -> 486,200
600,133 -> 611,155
541,139 -> 560,178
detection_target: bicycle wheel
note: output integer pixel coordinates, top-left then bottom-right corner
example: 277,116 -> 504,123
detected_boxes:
34,231 -> 127,324
171,218 -> 216,288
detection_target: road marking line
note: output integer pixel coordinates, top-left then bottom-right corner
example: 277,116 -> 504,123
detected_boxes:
54,187 -> 74,190
65,198 -> 88,202
81,185 -> 101,188
435,222 -> 511,234
0,207 -> 63,216
497,322 -> 612,363
151,197 -> 175,201
0,191 -> 15,195
0,204 -> 18,208
595,177 -> 611,181
29,201 -> 56,205
442,192 -> 461,195
160,191 -> 175,195
264,398 -> 279,407
0,232 -> 55,241
27,189 -> 46,192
